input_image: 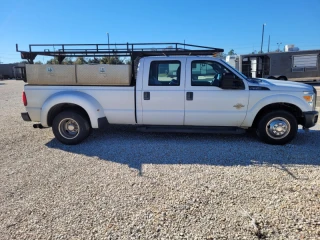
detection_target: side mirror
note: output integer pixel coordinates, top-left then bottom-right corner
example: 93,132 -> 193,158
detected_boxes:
223,72 -> 235,79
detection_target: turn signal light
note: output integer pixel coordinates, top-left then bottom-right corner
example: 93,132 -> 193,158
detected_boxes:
22,91 -> 27,106
303,95 -> 312,102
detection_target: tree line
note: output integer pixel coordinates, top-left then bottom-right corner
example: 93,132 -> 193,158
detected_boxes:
42,50 -> 238,64
22,49 -> 238,65
41,56 -> 131,65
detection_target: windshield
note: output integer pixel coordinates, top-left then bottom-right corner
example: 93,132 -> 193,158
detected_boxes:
221,59 -> 248,80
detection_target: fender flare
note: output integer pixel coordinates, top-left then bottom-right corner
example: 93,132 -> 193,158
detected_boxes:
41,91 -> 105,128
277,75 -> 288,80
242,94 -> 309,127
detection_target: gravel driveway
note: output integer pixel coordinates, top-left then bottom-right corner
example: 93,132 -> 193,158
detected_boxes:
1,80 -> 319,239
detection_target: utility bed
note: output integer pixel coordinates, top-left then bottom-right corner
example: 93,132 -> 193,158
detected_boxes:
25,64 -> 132,85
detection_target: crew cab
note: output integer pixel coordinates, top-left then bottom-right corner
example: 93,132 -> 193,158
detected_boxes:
18,43 -> 318,145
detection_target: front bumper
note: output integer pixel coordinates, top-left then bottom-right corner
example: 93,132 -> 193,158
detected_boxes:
21,112 -> 31,121
302,111 -> 318,128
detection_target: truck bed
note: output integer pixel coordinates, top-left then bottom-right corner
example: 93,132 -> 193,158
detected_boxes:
24,84 -> 136,125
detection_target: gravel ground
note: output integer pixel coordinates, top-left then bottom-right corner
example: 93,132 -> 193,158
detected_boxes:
0,80 -> 320,240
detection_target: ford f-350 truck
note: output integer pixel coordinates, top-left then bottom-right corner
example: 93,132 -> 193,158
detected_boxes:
17,43 -> 318,145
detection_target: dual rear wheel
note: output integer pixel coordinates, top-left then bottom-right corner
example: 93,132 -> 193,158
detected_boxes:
52,111 -> 91,145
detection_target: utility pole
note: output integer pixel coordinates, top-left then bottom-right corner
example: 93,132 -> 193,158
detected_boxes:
268,35 -> 270,52
277,42 -> 282,52
106,32 -> 110,63
260,23 -> 266,53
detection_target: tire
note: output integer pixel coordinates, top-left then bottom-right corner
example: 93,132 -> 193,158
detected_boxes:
257,110 -> 298,145
52,110 -> 91,145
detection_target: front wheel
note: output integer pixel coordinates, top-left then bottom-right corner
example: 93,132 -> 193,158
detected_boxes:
52,110 -> 91,145
257,110 -> 298,145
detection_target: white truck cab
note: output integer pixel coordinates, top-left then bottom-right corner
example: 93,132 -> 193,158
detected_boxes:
17,42 -> 318,145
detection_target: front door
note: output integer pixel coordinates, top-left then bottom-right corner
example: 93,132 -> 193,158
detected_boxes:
184,59 -> 249,127
141,58 -> 186,125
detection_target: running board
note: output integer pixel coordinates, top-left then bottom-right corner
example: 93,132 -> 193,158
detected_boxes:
137,126 -> 246,134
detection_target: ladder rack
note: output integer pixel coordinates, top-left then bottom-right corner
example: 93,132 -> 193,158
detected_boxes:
16,42 -> 224,64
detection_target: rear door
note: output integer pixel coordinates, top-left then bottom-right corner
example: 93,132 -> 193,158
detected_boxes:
141,58 -> 186,125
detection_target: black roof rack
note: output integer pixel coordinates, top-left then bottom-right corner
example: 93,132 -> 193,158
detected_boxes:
16,42 -> 224,64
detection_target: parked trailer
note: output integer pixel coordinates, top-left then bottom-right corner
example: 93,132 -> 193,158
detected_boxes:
227,50 -> 320,82
0,64 -> 16,79
0,63 -> 25,79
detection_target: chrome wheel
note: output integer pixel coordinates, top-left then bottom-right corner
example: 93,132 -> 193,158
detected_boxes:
58,118 -> 80,140
257,110 -> 297,145
52,111 -> 91,145
266,117 -> 290,139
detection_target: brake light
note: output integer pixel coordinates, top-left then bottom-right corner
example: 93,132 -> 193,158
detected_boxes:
22,91 -> 27,106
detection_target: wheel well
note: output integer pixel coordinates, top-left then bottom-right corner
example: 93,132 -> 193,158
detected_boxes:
47,103 -> 91,127
252,103 -> 303,128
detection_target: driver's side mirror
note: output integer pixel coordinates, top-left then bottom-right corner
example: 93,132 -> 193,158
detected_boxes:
220,73 -> 244,90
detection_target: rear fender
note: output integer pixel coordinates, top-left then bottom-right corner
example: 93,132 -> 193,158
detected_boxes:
41,91 -> 105,128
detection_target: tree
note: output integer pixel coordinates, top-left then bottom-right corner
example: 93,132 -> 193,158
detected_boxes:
63,57 -> 74,65
100,57 -> 109,64
109,57 -> 123,64
100,56 -> 123,64
46,57 -> 59,64
228,49 -> 236,55
87,58 -> 101,64
124,58 -> 132,65
74,57 -> 87,65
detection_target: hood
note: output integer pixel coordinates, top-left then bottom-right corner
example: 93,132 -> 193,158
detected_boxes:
247,78 -> 314,92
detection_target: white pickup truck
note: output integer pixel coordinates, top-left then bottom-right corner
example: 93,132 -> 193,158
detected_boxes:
18,43 -> 318,145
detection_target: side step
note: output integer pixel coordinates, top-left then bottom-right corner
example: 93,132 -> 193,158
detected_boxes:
137,126 -> 246,134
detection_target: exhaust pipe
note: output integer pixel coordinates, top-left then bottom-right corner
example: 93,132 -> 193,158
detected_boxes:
33,123 -> 44,129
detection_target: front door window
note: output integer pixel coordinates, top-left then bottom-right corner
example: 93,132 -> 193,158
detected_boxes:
191,61 -> 244,89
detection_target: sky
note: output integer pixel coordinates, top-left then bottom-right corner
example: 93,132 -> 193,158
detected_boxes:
0,0 -> 320,63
